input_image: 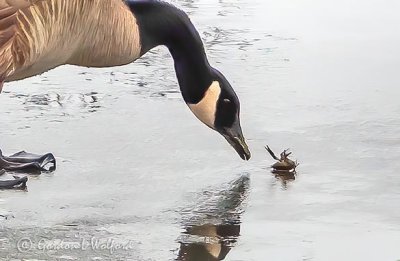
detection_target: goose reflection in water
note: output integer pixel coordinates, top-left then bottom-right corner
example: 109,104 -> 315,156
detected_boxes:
177,174 -> 250,261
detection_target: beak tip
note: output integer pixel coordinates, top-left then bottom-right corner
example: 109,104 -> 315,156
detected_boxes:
221,131 -> 251,161
242,150 -> 251,161
237,145 -> 251,161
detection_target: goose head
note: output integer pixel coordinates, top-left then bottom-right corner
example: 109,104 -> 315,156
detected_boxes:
127,0 -> 251,160
185,69 -> 251,161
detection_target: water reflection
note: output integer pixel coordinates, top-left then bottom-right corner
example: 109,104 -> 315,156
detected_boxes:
177,222 -> 240,261
179,0 -> 197,14
203,27 -> 257,53
7,91 -> 102,119
272,170 -> 296,190
216,0 -> 241,17
177,175 -> 249,260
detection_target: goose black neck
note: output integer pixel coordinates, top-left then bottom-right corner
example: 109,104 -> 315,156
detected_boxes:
126,0 -> 214,104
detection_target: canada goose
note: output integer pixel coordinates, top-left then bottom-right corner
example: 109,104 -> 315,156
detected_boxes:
0,0 -> 251,160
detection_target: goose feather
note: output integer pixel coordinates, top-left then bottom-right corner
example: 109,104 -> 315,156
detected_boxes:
0,0 -> 141,82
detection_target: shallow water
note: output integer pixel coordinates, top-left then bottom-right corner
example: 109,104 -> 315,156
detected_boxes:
1,0 -> 400,260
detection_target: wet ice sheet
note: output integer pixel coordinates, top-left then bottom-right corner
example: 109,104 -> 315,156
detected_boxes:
1,0 -> 400,260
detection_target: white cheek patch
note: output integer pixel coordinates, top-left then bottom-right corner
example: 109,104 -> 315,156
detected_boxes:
187,81 -> 221,128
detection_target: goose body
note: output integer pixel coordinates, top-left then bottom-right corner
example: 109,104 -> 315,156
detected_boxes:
1,0 -> 141,82
0,0 -> 251,160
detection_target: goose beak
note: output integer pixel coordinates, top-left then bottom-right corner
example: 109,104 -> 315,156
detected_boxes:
221,122 -> 251,161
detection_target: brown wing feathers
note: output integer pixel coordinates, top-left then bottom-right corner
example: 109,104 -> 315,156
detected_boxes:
0,0 -> 35,79
0,0 -> 142,84
0,4 -> 18,78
